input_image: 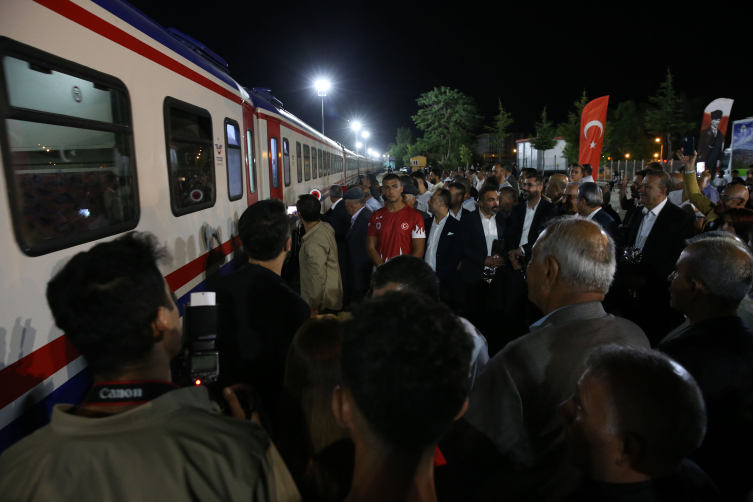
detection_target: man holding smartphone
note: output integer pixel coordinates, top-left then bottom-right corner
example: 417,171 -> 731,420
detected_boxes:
461,186 -> 510,354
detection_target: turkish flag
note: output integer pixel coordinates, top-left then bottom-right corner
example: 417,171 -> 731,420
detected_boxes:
579,96 -> 609,179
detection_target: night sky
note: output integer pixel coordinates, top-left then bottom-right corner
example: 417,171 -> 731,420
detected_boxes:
128,0 -> 751,154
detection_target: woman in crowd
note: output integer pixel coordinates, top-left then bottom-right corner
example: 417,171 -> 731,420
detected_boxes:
276,315 -> 353,502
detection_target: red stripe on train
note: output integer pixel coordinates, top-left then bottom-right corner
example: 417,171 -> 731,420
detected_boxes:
33,0 -> 241,104
165,236 -> 241,292
0,335 -> 81,411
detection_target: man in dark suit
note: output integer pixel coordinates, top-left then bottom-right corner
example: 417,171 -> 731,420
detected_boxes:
324,184 -> 342,217
465,218 -> 649,501
576,182 -> 619,244
322,184 -> 352,304
208,199 -> 310,435
505,173 -> 557,334
343,187 -> 373,304
658,233 -> 753,500
697,109 -> 725,173
623,170 -> 697,345
425,188 -> 464,312
460,186 -> 509,353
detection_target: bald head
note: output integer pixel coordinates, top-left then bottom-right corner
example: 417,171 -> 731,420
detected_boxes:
546,174 -> 568,200
716,183 -> 750,215
533,217 -> 616,294
725,183 -> 749,200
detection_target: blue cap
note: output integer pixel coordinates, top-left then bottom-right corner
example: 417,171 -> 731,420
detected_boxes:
343,187 -> 364,200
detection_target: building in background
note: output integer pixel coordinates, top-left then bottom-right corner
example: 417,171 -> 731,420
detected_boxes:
409,155 -> 427,172
516,137 -> 568,172
476,133 -> 525,165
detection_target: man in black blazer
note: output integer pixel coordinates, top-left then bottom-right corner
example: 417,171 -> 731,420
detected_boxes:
424,189 -> 465,313
460,186 -> 509,353
504,173 -> 557,335
658,234 -> 753,500
576,182 -> 619,244
343,187 -> 373,304
322,184 -> 351,303
623,170 -> 697,344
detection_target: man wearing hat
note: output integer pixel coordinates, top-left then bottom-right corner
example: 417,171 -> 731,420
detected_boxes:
402,183 -> 430,220
343,187 -> 373,303
698,110 -> 726,173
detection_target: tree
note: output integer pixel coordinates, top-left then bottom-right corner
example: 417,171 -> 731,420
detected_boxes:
486,98 -> 513,155
604,100 -> 652,160
529,107 -> 557,171
387,127 -> 412,168
556,89 -> 588,165
645,68 -> 692,161
459,144 -> 473,167
412,86 -> 482,164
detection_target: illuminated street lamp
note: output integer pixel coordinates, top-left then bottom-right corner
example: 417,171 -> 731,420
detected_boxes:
361,131 -> 370,139
356,142 -> 362,148
655,137 -> 663,160
654,153 -> 659,158
351,121 -> 362,155
625,153 -> 630,159
315,79 -> 330,135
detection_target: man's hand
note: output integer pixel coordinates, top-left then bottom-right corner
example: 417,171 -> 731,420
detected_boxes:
223,384 -> 260,423
676,150 -> 698,170
310,307 -> 319,318
508,248 -> 523,270
484,256 -> 505,268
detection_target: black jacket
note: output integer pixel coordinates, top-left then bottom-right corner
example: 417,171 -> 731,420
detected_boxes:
460,209 -> 508,285
345,206 -> 373,301
504,198 -> 556,256
591,208 -> 620,245
425,214 -> 464,290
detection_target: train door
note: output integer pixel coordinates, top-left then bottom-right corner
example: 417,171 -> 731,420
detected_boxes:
266,119 -> 283,200
242,103 -> 258,206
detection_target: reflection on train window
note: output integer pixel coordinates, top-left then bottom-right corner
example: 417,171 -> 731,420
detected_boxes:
318,149 -> 323,178
0,52 -> 138,256
303,144 -> 310,181
270,137 -> 279,188
225,120 -> 242,201
164,99 -> 215,215
312,146 -> 318,180
282,138 -> 291,187
246,129 -> 256,193
296,141 -> 302,183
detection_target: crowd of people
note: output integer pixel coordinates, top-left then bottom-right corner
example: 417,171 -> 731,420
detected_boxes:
1,152 -> 752,502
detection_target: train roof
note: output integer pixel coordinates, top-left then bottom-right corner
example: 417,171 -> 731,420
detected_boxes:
92,0 -> 354,155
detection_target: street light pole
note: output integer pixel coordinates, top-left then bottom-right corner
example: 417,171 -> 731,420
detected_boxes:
315,80 -> 330,135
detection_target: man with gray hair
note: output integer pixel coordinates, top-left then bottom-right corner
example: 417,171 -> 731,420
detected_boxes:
658,232 -> 753,499
559,181 -> 581,215
465,217 -> 649,500
576,182 -> 619,243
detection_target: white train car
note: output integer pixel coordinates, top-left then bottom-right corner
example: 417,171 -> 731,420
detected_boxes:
0,0 -> 380,452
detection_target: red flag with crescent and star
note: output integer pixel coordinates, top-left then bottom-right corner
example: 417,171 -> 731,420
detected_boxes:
579,96 -> 609,179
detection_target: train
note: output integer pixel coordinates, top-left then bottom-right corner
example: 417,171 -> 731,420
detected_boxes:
0,0 -> 383,452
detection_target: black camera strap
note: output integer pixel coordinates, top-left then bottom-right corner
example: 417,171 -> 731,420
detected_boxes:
82,380 -> 179,406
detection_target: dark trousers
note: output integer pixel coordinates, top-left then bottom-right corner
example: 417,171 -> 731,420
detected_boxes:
464,272 -> 507,356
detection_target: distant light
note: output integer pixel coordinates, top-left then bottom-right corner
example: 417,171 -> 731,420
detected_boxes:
625,153 -> 630,158
361,131 -> 370,139
356,142 -> 362,148
367,148 -> 372,154
655,137 -> 661,143
513,149 -> 517,153
194,379 -> 202,386
654,153 -> 659,158
352,122 -> 361,132
315,79 -> 330,96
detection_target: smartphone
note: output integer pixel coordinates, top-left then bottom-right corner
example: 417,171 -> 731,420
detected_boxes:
491,239 -> 505,257
286,206 -> 297,215
682,136 -> 695,156
696,161 -> 706,175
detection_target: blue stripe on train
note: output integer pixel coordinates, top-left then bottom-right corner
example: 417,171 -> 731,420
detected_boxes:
0,255 -> 243,454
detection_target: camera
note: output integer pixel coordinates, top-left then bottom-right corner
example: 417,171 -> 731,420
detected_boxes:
183,292 -> 220,385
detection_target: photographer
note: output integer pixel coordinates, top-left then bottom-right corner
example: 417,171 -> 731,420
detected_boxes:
0,232 -> 300,502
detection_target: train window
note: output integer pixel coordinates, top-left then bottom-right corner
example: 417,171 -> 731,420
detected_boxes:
324,151 -> 329,177
0,45 -> 138,256
303,145 -> 310,181
164,98 -> 215,216
296,141 -> 302,183
224,119 -> 242,201
311,147 -> 318,180
270,137 -> 279,188
318,149 -> 323,178
246,129 -> 256,193
282,138 -> 291,187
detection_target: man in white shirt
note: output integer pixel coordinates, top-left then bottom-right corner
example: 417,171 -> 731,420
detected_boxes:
475,170 -> 486,191
580,163 -> 595,183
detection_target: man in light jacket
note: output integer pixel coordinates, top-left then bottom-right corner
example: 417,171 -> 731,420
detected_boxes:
297,194 -> 343,316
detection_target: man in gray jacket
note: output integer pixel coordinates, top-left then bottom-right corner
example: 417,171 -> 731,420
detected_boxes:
464,217 -> 650,501
297,194 -> 343,316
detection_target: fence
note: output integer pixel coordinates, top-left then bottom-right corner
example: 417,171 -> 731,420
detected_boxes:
600,158 -> 679,182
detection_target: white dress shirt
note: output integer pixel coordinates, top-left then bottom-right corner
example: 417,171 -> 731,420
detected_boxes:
425,213 -> 448,271
450,208 -> 463,221
463,198 -> 477,212
635,197 -> 668,250
480,210 -> 498,256
417,190 -> 433,212
582,175 -> 595,183
331,198 -> 342,211
519,199 -> 541,252
364,197 -> 382,212
350,206 -> 365,228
